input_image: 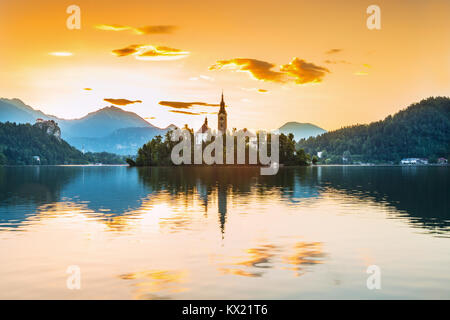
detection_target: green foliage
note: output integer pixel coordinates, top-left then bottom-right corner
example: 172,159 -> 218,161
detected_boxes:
126,158 -> 136,166
84,152 -> 126,164
0,122 -> 88,165
297,97 -> 450,163
0,122 -> 125,165
134,130 -> 312,167
0,152 -> 6,165
136,133 -> 174,166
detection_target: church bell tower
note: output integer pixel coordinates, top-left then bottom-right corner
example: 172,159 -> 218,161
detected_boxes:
218,92 -> 227,133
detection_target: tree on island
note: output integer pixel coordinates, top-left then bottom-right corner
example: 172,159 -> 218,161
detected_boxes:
128,129 -> 312,167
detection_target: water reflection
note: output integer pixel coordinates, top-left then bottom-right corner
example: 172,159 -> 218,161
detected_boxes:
282,242 -> 326,277
0,165 -> 449,299
119,269 -> 189,300
218,242 -> 326,278
317,166 -> 450,235
0,166 -> 448,236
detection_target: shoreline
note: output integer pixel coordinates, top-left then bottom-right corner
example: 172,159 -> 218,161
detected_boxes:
1,164 -> 448,168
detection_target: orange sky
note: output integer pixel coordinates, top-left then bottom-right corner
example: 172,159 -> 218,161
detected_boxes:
0,0 -> 449,131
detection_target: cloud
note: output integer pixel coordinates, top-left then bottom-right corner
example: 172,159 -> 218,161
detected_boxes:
112,44 -> 189,60
134,25 -> 177,34
189,75 -> 215,81
104,98 -> 143,106
210,57 -> 329,84
209,58 -> 286,83
49,52 -> 73,57
242,88 -> 269,93
96,24 -> 177,34
83,88 -> 92,91
354,64 -> 371,76
169,110 -> 202,115
112,44 -> 142,57
325,49 -> 342,54
279,58 -> 330,84
145,116 -> 156,120
324,59 -> 350,64
159,101 -> 219,109
95,24 -> 132,32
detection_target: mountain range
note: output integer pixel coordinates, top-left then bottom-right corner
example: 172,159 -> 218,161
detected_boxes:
0,98 -> 327,155
297,96 -> 450,163
0,98 -> 173,155
278,122 -> 326,140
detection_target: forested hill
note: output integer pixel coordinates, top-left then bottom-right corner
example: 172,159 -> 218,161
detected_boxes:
297,97 -> 450,164
0,122 -> 125,165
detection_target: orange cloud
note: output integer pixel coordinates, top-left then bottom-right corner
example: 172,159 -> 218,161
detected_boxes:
354,64 -> 371,76
211,58 -> 329,84
134,25 -> 177,34
104,98 -> 142,106
112,44 -> 189,60
209,58 -> 286,83
280,58 -> 330,84
169,110 -> 202,115
325,48 -> 342,54
83,88 -> 92,91
325,59 -> 350,64
95,24 -> 132,32
242,88 -> 269,93
159,101 -> 219,109
96,24 -> 177,34
112,44 -> 142,57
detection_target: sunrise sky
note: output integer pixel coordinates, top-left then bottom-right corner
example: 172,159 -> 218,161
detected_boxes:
0,0 -> 449,131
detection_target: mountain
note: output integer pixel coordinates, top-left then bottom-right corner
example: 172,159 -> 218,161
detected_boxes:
68,126 -> 172,155
0,121 -> 88,165
0,98 -> 57,123
0,98 -> 169,154
278,122 -> 326,141
60,106 -> 152,138
297,97 -> 450,164
0,121 -> 125,165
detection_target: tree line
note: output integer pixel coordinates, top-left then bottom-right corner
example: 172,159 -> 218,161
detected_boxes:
127,129 -> 315,167
0,122 -> 126,165
297,97 -> 450,164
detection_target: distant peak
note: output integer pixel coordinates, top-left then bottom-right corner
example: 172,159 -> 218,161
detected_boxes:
100,105 -> 124,112
280,121 -> 322,128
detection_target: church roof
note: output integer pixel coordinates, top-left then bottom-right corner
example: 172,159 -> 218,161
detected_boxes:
197,117 -> 209,133
219,92 -> 227,114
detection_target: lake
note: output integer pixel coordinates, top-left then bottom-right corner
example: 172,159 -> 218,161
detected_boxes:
0,165 -> 449,299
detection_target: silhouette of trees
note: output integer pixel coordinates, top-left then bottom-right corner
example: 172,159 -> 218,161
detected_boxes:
297,97 -> 450,164
0,122 -> 125,165
131,129 -> 312,167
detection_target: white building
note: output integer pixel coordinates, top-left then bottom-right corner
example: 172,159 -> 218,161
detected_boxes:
401,158 -> 428,165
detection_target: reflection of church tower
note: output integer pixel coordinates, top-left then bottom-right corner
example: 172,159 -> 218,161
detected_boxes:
218,92 -> 227,133
217,183 -> 228,237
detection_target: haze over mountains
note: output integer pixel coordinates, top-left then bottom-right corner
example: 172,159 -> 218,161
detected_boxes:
278,122 -> 326,141
0,98 -> 171,155
0,98 -> 327,155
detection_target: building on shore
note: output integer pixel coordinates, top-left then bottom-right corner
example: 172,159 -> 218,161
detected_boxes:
400,158 -> 429,165
34,119 -> 61,140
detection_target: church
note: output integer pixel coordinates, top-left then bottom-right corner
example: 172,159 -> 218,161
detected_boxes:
196,92 -> 228,143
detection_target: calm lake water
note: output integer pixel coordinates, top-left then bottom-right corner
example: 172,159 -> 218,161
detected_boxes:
0,165 -> 449,299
